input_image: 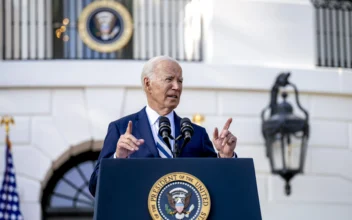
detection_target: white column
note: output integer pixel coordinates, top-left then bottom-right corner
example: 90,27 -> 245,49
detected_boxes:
193,0 -> 201,61
155,0 -> 161,56
21,0 -> 29,59
318,8 -> 325,66
171,0 -> 176,58
0,0 -> 3,60
133,0 -> 140,59
13,0 -> 21,59
332,9 -> 338,66
37,0 -> 45,59
184,0 -> 202,60
177,0 -> 185,60
29,0 -> 37,59
147,0 -> 154,58
45,0 -> 53,59
5,0 -> 12,59
140,0 -> 147,59
345,11 -> 351,68
338,10 -> 344,67
163,0 -> 169,56
325,9 -> 331,66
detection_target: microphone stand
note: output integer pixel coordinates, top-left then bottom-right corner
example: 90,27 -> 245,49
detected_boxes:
178,138 -> 190,158
173,135 -> 183,158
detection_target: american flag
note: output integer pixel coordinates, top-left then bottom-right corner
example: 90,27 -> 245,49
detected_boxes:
0,135 -> 23,220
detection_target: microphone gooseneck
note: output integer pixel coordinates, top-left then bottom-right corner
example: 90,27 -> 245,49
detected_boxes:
180,118 -> 194,143
179,118 -> 194,156
158,116 -> 172,151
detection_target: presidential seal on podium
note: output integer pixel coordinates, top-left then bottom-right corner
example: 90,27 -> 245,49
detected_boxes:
78,1 -> 133,53
148,172 -> 211,220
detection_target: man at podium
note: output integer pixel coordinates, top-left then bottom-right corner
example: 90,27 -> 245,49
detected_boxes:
89,56 -> 238,197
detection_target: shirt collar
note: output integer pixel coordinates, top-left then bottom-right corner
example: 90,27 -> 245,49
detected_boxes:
146,105 -> 174,126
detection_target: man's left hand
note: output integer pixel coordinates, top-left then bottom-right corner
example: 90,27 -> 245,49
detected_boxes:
213,118 -> 237,158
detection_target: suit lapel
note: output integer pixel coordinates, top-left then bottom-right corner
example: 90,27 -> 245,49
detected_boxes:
135,107 -> 159,157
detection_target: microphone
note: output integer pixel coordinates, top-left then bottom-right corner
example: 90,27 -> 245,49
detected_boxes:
158,116 -> 172,150
180,118 -> 194,146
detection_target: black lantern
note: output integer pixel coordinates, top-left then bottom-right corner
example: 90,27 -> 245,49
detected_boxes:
261,73 -> 309,196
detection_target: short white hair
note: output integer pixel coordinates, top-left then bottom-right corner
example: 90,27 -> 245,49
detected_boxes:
141,55 -> 179,89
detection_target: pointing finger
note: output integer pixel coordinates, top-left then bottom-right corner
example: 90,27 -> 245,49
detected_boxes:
223,118 -> 233,130
125,121 -> 133,134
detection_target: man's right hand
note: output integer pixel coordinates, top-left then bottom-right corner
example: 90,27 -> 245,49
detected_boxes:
115,121 -> 145,158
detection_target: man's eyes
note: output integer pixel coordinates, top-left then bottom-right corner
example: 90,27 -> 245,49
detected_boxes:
165,77 -> 183,83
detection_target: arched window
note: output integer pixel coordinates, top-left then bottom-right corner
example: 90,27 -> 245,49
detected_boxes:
41,150 -> 100,220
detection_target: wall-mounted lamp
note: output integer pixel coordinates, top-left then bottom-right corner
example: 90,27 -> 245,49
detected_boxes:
261,73 -> 309,195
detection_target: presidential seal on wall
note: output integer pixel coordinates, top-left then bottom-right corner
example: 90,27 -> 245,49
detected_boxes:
148,172 -> 211,220
78,1 -> 133,53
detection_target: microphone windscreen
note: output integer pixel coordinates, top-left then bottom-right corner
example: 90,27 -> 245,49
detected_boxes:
180,117 -> 194,136
159,116 -> 170,125
159,116 -> 171,138
180,117 -> 191,126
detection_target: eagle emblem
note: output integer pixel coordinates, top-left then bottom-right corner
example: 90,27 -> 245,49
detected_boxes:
78,1 -> 133,52
93,11 -> 120,41
166,188 -> 195,219
148,173 -> 211,220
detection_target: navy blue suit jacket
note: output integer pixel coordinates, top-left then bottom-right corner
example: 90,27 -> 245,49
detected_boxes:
89,107 -> 217,197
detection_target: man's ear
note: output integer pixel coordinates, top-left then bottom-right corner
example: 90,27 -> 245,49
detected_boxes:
144,77 -> 151,91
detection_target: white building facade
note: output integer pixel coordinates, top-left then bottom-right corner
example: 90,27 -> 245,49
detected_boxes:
1,0 -> 352,219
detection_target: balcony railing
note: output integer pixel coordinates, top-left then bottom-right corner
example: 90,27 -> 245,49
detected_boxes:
312,0 -> 352,68
0,0 -> 203,61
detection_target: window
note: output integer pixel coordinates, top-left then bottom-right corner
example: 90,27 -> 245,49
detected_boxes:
41,151 -> 99,220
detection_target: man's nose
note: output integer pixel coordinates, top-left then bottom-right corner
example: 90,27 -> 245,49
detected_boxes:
172,80 -> 181,90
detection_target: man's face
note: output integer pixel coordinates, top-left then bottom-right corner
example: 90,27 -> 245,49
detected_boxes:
146,60 -> 183,113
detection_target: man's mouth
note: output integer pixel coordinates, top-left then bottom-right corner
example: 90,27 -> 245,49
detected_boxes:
167,95 -> 178,99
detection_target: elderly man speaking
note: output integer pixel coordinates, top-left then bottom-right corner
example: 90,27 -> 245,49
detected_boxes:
89,56 -> 237,197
